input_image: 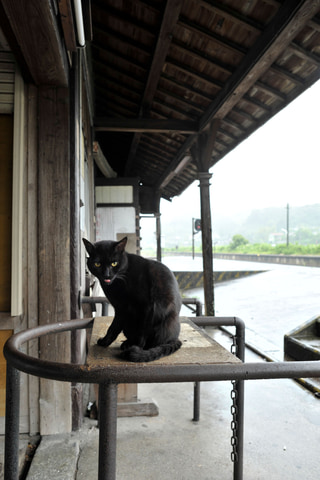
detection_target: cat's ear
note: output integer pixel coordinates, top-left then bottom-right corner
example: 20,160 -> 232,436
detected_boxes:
116,237 -> 127,253
82,238 -> 94,255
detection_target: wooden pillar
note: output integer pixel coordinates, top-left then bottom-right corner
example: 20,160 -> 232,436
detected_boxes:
192,121 -> 220,316
70,51 -> 83,430
38,86 -> 72,434
198,172 -> 214,316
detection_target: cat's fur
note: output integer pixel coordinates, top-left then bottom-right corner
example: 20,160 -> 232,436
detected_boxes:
83,237 -> 182,362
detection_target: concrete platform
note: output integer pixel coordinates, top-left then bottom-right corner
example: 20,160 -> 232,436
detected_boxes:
2,330 -> 320,480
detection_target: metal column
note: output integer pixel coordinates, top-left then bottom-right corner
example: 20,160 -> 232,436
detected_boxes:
98,383 -> 118,480
4,364 -> 20,480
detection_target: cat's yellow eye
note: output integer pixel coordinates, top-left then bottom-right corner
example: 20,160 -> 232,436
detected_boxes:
94,262 -> 101,268
111,261 -> 118,267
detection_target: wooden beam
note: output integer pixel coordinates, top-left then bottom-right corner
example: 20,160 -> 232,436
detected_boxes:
166,56 -> 225,90
94,23 -> 153,57
124,0 -> 184,175
95,118 -> 199,133
192,120 -> 221,171
1,0 -> 69,86
178,15 -> 247,57
171,38 -> 234,76
199,0 -> 263,33
157,0 -> 320,194
58,0 -> 77,52
172,17 -> 305,93
199,0 -> 320,127
92,1 -> 155,36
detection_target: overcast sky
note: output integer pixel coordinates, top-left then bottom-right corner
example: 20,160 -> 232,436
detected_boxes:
160,79 -> 320,221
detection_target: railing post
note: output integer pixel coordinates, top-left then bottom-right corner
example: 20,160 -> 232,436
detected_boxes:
4,364 -> 20,480
98,382 -> 118,480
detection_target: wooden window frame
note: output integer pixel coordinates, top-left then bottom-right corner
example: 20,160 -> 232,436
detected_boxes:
11,69 -> 25,316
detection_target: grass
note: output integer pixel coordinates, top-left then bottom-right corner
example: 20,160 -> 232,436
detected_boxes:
142,243 -> 320,257
214,243 -> 320,255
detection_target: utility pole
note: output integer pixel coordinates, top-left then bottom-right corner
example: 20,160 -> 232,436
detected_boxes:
286,203 -> 289,246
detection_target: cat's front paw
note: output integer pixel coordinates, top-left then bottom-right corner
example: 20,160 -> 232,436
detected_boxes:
120,340 -> 131,351
97,337 -> 110,347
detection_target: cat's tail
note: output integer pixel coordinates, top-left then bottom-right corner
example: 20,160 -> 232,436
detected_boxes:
121,339 -> 182,363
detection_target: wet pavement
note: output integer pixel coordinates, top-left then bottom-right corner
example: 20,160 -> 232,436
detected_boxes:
165,256 -> 320,361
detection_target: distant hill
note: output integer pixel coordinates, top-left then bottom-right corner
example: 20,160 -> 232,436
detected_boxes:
238,204 -> 320,244
149,203 -> 320,249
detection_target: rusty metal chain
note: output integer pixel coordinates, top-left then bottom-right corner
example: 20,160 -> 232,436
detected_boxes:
230,334 -> 239,463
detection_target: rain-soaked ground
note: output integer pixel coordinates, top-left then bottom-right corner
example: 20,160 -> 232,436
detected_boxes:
163,256 -> 320,360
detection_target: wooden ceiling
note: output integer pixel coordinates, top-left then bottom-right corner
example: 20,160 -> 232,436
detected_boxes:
92,0 -> 320,201
1,1 -> 319,203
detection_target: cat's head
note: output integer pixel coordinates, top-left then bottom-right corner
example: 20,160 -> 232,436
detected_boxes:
83,237 -> 127,286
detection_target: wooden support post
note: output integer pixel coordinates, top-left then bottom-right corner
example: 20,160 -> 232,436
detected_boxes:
191,121 -> 219,316
38,86 -> 72,434
198,172 -> 214,316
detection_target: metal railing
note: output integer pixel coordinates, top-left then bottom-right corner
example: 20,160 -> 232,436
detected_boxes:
3,317 -> 320,480
80,295 -> 203,317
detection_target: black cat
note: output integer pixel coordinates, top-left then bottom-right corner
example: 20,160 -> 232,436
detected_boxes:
83,237 -> 182,362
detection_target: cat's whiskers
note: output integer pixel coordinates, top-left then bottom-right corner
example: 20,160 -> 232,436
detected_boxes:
116,273 -> 127,284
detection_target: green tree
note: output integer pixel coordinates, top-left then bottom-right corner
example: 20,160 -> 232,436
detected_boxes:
229,234 -> 249,250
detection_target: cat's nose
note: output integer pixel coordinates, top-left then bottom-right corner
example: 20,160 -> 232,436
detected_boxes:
103,267 -> 111,279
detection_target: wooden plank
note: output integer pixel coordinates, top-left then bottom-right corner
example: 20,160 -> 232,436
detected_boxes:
38,86 -> 71,435
87,317 -> 240,367
26,84 -> 40,433
0,115 -> 13,311
200,0 -> 320,127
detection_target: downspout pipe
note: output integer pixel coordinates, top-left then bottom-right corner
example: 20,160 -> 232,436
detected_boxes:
73,0 -> 85,47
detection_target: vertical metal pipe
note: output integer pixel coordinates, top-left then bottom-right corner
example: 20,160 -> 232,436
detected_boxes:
101,302 -> 109,316
286,203 -> 290,246
193,303 -> 202,421
196,301 -> 202,316
192,218 -> 195,260
156,213 -> 161,262
193,382 -> 200,421
4,364 -> 20,480
235,318 -> 245,363
98,383 -> 118,480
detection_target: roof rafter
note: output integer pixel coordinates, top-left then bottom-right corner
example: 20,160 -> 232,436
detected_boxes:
95,117 -> 199,133
124,0 -> 184,175
155,0 -> 320,192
